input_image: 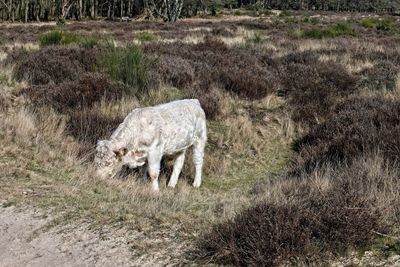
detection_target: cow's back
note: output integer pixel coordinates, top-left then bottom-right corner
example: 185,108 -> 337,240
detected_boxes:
110,99 -> 205,154
154,99 -> 205,154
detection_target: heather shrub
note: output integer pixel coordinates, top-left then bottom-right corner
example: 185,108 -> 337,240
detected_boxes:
144,39 -> 278,99
149,55 -> 195,89
360,61 -> 399,91
200,156 -> 397,266
211,27 -> 233,37
218,60 -> 278,99
292,96 -> 400,172
281,59 -> 358,126
9,46 -> 98,85
187,86 -> 224,120
19,73 -> 127,113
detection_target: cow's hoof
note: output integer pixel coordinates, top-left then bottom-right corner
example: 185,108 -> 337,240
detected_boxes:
167,183 -> 176,188
193,181 -> 201,188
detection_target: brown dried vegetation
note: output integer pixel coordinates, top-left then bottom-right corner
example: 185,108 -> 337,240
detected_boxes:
200,155 -> 399,266
7,46 -> 98,85
292,96 -> 400,173
19,73 -> 127,113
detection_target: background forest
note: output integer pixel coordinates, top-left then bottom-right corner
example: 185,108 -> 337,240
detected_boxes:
0,0 -> 399,22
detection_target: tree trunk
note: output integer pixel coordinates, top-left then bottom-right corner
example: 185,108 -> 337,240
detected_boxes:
24,0 -> 28,22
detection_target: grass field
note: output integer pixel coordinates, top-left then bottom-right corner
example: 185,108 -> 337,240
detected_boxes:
1,10 -> 400,265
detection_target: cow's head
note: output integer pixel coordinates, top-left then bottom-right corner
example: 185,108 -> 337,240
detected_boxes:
94,140 -> 125,178
94,140 -> 148,178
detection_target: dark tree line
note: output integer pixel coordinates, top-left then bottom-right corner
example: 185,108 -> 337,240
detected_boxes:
255,0 -> 400,12
0,0 -> 398,22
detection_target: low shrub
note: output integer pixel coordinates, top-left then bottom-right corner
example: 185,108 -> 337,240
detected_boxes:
292,96 -> 400,172
200,156 -> 394,266
9,46 -> 98,85
233,10 -> 242,16
19,73 -> 128,113
99,44 -> 152,97
280,58 -> 358,126
360,61 -> 399,91
149,55 -> 195,89
144,39 -> 278,100
188,86 -> 224,120
211,27 -> 234,37
56,17 -> 66,26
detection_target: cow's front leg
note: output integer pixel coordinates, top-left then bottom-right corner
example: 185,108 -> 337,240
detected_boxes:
168,151 -> 186,188
148,151 -> 162,192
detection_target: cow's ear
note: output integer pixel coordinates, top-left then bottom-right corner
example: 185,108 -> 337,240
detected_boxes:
135,151 -> 146,158
114,148 -> 128,158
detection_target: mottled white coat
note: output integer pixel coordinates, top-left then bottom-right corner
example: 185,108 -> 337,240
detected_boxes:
94,99 -> 207,191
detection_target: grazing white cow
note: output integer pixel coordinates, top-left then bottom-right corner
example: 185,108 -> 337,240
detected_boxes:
94,99 -> 207,192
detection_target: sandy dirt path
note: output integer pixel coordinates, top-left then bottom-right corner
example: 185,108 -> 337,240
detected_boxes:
0,206 -> 171,267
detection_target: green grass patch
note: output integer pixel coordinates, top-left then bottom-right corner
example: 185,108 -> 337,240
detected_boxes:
233,10 -> 243,16
56,17 -> 66,26
369,235 -> 400,258
360,17 -> 379,28
301,22 -> 356,39
303,16 -> 320,24
360,17 -> 398,32
135,31 -> 159,42
39,30 -> 103,48
0,35 -> 7,45
288,28 -> 303,38
279,10 -> 292,17
243,32 -> 264,46
376,17 -> 397,31
99,44 -> 152,97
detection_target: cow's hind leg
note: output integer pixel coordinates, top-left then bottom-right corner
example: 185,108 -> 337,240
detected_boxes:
192,137 -> 206,188
168,151 -> 186,188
